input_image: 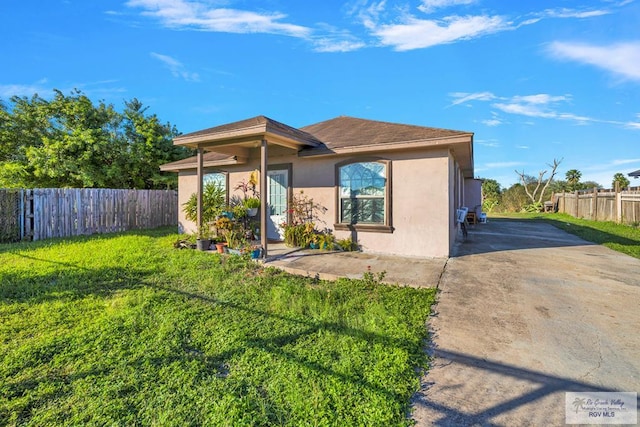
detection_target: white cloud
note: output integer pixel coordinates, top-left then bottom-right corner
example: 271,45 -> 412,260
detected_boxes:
493,98 -> 594,124
313,38 -> 366,52
127,0 -> 311,38
0,80 -> 127,101
150,52 -> 200,82
547,41 -> 640,81
482,119 -> 502,127
517,145 -> 530,149
373,14 -> 508,51
511,94 -> 570,104
476,140 -> 500,147
612,158 -> 640,165
541,7 -> 611,19
418,0 -> 477,14
449,91 -> 497,106
311,24 -> 366,52
0,81 -> 51,98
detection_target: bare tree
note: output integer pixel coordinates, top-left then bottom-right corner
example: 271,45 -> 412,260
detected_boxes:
515,158 -> 562,204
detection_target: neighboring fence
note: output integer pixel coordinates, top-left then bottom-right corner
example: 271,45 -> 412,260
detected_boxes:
555,187 -> 640,225
0,189 -> 22,242
0,188 -> 178,242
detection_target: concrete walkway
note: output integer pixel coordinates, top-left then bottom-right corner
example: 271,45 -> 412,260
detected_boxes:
412,219 -> 640,426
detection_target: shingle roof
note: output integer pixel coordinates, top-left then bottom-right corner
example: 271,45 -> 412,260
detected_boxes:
175,115 -> 321,147
301,116 -> 471,150
161,115 -> 473,172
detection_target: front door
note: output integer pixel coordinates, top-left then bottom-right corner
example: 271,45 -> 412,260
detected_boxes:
267,169 -> 289,240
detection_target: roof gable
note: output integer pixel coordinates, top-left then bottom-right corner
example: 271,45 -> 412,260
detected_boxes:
174,115 -> 321,148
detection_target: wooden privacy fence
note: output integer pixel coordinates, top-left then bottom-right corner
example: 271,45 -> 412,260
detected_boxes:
555,187 -> 640,225
0,189 -> 21,242
0,188 -> 178,242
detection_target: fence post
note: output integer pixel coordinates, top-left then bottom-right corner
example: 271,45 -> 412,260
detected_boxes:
592,187 -> 598,220
574,190 -> 579,218
615,182 -> 622,223
19,189 -> 24,241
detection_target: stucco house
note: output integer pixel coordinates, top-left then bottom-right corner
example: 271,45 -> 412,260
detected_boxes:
160,115 -> 480,258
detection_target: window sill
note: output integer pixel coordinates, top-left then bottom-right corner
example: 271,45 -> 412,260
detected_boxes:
334,223 -> 394,233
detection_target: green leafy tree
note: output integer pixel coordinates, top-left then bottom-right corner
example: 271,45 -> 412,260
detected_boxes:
612,173 -> 630,190
121,98 -> 183,189
480,178 -> 501,212
581,181 -> 602,190
499,183 -> 529,212
23,89 -> 124,188
0,89 -> 188,189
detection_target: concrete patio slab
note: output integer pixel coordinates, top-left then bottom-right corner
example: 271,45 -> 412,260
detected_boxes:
265,245 -> 446,288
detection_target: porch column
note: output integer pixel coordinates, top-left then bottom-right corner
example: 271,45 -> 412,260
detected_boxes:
260,139 -> 268,258
196,147 -> 204,234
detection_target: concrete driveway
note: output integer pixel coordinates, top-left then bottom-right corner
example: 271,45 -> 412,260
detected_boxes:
412,218 -> 640,426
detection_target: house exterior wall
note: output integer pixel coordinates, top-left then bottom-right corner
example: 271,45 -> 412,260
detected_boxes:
448,152 -> 458,254
464,178 -> 482,213
176,146 -> 458,258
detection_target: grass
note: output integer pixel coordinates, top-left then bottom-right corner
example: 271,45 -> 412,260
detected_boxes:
490,212 -> 640,259
0,228 -> 436,426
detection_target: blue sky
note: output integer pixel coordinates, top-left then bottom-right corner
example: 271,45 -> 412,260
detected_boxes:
1,0 -> 639,188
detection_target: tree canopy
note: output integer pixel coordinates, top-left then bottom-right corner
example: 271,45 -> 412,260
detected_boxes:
0,89 -> 190,189
612,172 -> 630,190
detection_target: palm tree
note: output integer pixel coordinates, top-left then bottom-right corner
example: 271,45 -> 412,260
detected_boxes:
565,169 -> 582,191
612,172 -> 630,190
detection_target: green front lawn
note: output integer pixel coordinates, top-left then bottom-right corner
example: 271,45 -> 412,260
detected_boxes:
0,228 -> 436,426
491,212 -> 640,259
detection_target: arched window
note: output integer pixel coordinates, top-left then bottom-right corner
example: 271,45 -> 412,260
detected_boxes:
338,161 -> 389,225
203,172 -> 226,191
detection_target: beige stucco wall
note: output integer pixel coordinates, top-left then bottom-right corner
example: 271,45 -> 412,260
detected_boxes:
464,178 -> 482,213
176,146 -> 463,258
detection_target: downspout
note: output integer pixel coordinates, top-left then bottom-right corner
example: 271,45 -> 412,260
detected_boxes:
260,139 -> 268,259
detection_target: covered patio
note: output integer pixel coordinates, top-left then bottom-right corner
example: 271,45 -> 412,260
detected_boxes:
172,116 -> 322,259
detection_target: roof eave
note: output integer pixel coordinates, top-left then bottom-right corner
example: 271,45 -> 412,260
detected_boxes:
159,155 -> 246,173
298,134 -> 473,157
174,125 -> 320,151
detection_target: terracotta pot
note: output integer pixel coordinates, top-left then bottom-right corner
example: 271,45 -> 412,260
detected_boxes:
215,242 -> 227,254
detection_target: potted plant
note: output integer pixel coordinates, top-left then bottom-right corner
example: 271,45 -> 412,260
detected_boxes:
243,197 -> 260,217
214,239 -> 227,254
317,232 -> 336,250
250,245 -> 263,259
183,182 -> 226,250
309,232 -> 320,249
223,230 -> 243,255
196,225 -> 213,251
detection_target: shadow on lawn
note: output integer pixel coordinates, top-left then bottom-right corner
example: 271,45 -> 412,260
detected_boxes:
541,218 -> 640,247
0,226 -> 177,255
0,258 -> 149,303
146,281 -> 418,403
